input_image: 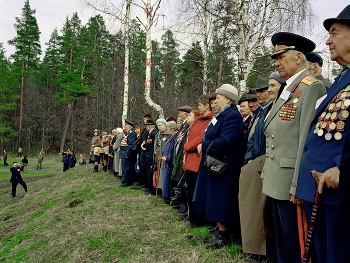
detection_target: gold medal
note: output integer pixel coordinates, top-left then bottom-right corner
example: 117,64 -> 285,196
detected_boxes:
329,122 -> 337,130
337,120 -> 345,130
328,103 -> 335,111
336,101 -> 343,109
345,85 -> 350,92
334,132 -> 343,140
331,111 -> 338,121
325,112 -> 331,120
325,133 -> 332,140
341,109 -> 349,119
320,112 -> 326,119
321,121 -> 328,129
345,99 -> 350,107
341,92 -> 348,99
314,128 -> 319,134
293,98 -> 298,103
317,129 -> 324,136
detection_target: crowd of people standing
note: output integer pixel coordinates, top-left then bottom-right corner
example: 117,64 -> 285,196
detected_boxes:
88,5 -> 350,262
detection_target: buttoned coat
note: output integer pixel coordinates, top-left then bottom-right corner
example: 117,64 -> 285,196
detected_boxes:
119,129 -> 137,159
183,112 -> 214,172
261,70 -> 327,200
112,134 -> 123,173
194,106 -> 245,225
296,70 -> 350,204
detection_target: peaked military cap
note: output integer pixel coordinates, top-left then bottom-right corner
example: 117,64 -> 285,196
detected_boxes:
271,32 -> 315,59
305,52 -> 323,67
324,5 -> 350,31
124,119 -> 135,126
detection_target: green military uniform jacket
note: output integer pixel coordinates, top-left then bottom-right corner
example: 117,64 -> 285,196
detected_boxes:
261,70 -> 327,200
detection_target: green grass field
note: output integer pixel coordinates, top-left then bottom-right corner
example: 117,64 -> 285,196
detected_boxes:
0,155 -> 254,263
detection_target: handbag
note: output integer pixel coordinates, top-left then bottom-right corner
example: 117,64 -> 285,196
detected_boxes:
203,141 -> 228,174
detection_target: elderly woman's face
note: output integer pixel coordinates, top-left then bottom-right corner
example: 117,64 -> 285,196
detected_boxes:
187,112 -> 196,125
157,122 -> 166,132
215,94 -> 230,110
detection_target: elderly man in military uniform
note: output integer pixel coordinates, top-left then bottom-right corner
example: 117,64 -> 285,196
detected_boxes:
305,51 -> 332,90
120,119 -> 137,187
260,32 -> 327,263
295,5 -> 350,263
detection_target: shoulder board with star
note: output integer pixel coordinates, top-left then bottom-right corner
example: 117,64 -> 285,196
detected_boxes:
301,75 -> 318,86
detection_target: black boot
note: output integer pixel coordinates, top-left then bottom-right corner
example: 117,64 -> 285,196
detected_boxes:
204,227 -> 219,244
103,166 -> 107,172
94,165 -> 98,172
206,230 -> 229,249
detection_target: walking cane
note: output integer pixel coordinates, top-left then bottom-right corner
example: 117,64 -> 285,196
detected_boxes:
154,157 -> 161,206
301,170 -> 322,263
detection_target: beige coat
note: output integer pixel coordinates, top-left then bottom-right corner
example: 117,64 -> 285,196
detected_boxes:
261,70 -> 327,200
239,155 -> 274,255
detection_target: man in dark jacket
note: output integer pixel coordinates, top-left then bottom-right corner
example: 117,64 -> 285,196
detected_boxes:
120,119 -> 137,187
10,162 -> 27,197
306,52 -> 332,90
142,119 -> 158,195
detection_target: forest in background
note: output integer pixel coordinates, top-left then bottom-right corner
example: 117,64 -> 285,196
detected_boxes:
0,0 -> 320,154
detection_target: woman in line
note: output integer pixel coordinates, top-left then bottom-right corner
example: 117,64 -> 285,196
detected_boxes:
153,118 -> 170,196
183,96 -> 214,226
160,120 -> 178,201
91,129 -> 101,172
194,84 -> 245,249
112,128 -> 124,177
100,132 -> 110,172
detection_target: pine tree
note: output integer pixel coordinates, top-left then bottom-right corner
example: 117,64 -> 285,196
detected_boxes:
179,41 -> 204,103
0,44 -> 19,145
157,29 -> 181,114
8,0 -> 41,132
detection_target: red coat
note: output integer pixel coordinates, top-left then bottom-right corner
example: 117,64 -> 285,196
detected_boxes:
183,112 -> 214,172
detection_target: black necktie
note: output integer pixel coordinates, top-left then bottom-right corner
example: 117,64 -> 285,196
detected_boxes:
275,82 -> 287,101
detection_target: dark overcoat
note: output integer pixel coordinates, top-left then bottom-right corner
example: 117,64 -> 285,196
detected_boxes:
194,106 -> 244,225
296,69 -> 350,204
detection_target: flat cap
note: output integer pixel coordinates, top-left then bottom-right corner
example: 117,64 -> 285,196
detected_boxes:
271,32 -> 315,59
177,106 -> 193,113
324,5 -> 350,31
305,52 -> 323,67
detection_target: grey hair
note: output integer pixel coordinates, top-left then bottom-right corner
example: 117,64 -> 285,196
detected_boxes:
289,50 -> 307,66
167,121 -> 177,131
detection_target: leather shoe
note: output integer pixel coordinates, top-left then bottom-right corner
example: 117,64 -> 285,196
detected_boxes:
206,230 -> 229,249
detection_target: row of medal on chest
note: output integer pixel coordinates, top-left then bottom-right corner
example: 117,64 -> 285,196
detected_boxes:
313,87 -> 350,141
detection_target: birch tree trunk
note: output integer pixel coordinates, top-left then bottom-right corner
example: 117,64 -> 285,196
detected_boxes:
122,0 -> 131,126
142,0 -> 164,118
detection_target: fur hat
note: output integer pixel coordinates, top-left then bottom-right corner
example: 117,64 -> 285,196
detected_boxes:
269,71 -> 286,84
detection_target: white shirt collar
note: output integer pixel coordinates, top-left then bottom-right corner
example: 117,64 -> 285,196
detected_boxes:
284,69 -> 307,91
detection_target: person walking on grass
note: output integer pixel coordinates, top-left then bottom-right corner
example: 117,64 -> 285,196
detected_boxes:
10,162 -> 27,197
3,150 -> 8,166
36,151 -> 44,170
